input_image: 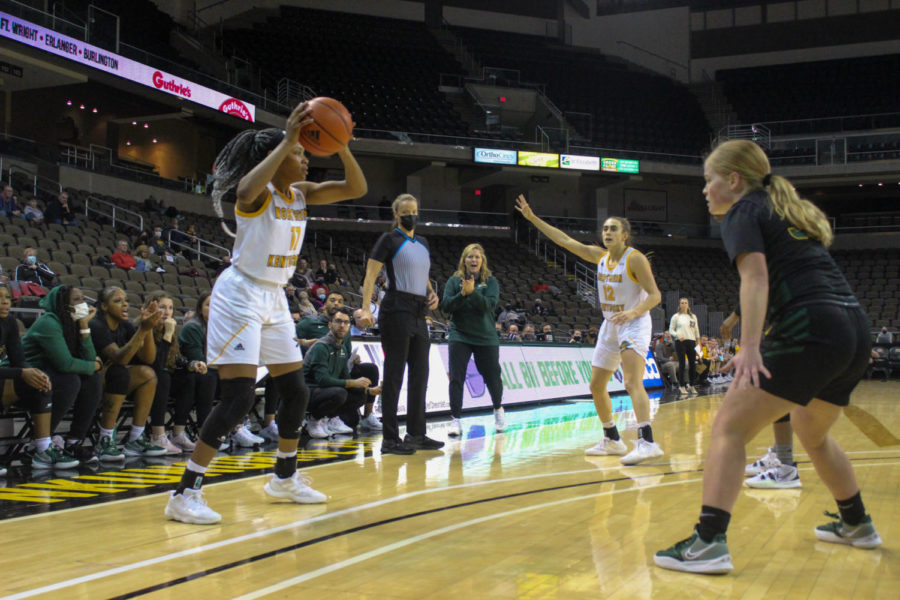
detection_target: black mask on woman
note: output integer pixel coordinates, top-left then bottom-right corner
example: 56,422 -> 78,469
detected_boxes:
399,214 -> 417,230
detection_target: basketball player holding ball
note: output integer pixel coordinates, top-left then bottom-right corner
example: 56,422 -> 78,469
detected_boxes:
165,100 -> 367,524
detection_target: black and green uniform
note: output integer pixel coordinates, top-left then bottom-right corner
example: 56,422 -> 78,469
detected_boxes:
296,314 -> 351,356
440,274 -> 503,418
721,190 -> 868,406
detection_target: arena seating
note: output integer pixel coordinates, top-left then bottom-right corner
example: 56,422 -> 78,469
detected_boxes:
718,54 -> 900,135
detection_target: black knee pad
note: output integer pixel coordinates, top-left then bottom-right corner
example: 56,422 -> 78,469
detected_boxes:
13,378 -> 52,414
775,413 -> 791,424
104,364 -> 130,395
198,377 -> 256,447
273,370 -> 308,440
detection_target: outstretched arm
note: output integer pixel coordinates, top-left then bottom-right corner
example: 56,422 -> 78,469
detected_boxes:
514,194 -> 605,264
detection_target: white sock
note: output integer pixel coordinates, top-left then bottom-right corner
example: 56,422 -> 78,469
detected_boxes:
128,426 -> 145,441
637,421 -> 651,429
602,420 -> 615,429
186,459 -> 207,474
99,427 -> 114,440
35,437 -> 51,452
275,450 -> 297,459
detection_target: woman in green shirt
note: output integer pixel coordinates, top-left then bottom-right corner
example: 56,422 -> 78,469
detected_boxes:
440,243 -> 504,437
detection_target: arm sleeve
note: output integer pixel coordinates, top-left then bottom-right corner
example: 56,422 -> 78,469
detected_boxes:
439,276 -> 465,313
369,232 -> 395,264
177,323 -> 206,362
37,263 -> 55,279
31,321 -> 97,375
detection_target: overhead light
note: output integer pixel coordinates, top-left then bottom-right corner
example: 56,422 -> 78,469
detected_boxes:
132,121 -> 137,125
125,141 -> 131,146
152,138 -> 158,143
858,184 -> 863,187
79,104 -> 85,110
143,123 -> 149,128
877,182 -> 883,186
92,108 -> 98,113
66,100 -> 72,106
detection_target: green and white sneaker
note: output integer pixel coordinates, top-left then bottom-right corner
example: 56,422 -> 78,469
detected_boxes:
32,445 -> 80,470
654,527 -> 733,574
95,434 -> 125,462
123,435 -> 168,457
815,512 -> 881,549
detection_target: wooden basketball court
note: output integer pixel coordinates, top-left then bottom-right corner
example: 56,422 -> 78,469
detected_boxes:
1,380 -> 897,599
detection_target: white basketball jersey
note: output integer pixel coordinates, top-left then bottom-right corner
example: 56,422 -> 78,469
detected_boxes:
231,182 -> 308,285
596,247 -> 647,320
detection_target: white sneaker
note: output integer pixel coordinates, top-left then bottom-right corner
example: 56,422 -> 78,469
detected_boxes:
621,439 -> 664,465
232,425 -> 263,447
306,418 -> 330,439
165,489 -> 222,524
494,407 -> 506,432
170,431 -> 196,452
218,438 -> 231,452
150,433 -> 183,455
745,448 -> 781,476
258,421 -> 280,442
448,417 -> 462,437
584,438 -> 627,456
360,413 -> 382,431
264,472 -> 327,504
0,466 -> 6,477
745,463 -> 802,489
327,416 -> 354,435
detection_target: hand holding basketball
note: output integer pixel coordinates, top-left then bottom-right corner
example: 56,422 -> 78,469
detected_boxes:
298,97 -> 354,157
285,102 -> 314,145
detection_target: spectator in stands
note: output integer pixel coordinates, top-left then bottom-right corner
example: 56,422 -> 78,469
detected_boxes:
497,304 -> 519,328
532,278 -> 550,293
134,245 -> 157,273
182,223 -> 200,260
164,217 -> 185,247
507,324 -> 522,341
351,308 -> 372,336
90,287 -> 166,460
0,185 -> 22,218
315,259 -> 335,285
0,282 -> 72,471
292,257 -> 313,290
144,194 -> 165,215
22,284 -> 102,467
586,327 -> 598,347
441,243 -> 505,436
175,292 -> 216,450
522,324 -> 537,341
654,332 -> 679,389
134,229 -> 152,250
359,193 -> 442,454
669,297 -> 700,396
538,323 -> 555,342
284,284 -> 301,321
45,191 -> 78,226
296,291 -> 317,318
374,273 -> 387,301
876,327 -> 892,345
303,307 -> 379,438
530,297 -> 549,317
494,322 -> 503,339
111,240 -> 137,271
15,247 -> 55,288
569,329 -> 584,344
23,197 -> 45,226
310,277 -> 329,306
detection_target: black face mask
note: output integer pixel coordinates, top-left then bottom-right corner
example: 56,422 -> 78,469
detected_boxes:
399,214 -> 417,230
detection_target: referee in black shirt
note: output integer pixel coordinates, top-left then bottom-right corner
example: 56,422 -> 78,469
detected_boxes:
360,194 -> 443,455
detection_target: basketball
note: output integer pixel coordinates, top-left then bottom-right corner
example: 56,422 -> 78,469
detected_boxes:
298,97 -> 354,156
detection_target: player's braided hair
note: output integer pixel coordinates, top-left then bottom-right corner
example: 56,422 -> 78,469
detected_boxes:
211,128 -> 285,237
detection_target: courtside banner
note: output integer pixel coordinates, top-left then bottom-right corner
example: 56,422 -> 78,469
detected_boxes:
351,341 -> 662,416
0,11 -> 255,122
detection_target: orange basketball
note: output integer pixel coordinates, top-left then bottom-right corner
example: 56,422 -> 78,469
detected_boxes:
298,97 -> 354,157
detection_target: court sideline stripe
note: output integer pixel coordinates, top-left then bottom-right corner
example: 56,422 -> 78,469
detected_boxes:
112,471 -> 700,599
0,466 -> 615,599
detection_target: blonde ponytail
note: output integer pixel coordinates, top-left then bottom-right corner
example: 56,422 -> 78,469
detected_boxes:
707,140 -> 833,246
767,175 -> 833,247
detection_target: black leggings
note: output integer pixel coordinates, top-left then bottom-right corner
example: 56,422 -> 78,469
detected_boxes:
150,369 -> 218,428
379,294 -> 429,442
448,341 -> 503,418
675,339 -> 697,386
47,369 -> 103,442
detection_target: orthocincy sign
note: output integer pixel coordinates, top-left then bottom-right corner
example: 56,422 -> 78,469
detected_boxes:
0,11 -> 255,122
